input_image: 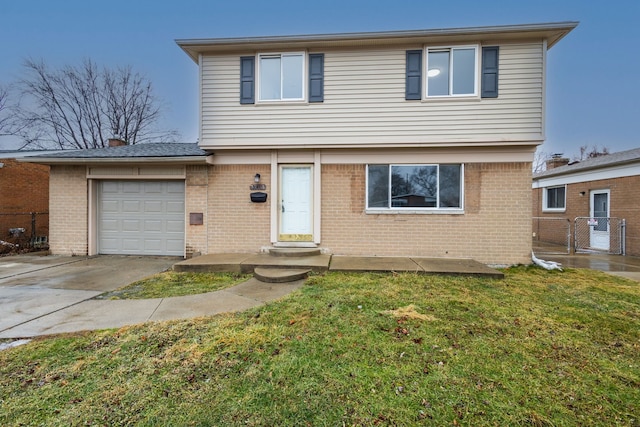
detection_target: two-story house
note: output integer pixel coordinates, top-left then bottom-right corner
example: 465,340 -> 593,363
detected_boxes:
27,22 -> 577,265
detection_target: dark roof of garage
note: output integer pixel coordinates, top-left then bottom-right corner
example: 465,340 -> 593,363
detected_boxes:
18,143 -> 209,164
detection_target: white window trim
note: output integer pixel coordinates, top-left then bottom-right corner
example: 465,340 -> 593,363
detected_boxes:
365,164 -> 465,213
425,44 -> 479,99
256,52 -> 306,103
542,185 -> 567,212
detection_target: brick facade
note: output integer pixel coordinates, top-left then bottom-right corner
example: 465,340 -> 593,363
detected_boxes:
533,175 -> 640,256
0,158 -> 50,243
206,165 -> 272,253
48,165 -> 88,255
48,160 -> 533,265
320,163 -> 531,265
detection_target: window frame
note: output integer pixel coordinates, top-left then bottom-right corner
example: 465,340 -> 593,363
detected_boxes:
256,52 -> 306,103
366,163 -> 465,213
425,45 -> 479,99
542,185 -> 567,212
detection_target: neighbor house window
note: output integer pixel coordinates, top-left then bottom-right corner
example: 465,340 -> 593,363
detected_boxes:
426,46 -> 478,97
543,186 -> 566,211
367,164 -> 463,210
258,53 -> 304,101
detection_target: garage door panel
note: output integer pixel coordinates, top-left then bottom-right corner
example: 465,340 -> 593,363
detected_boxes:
144,201 -> 163,214
166,220 -> 184,233
144,220 -> 162,232
122,220 -> 140,232
101,200 -> 120,212
122,182 -> 142,193
98,180 -> 185,256
166,201 -> 185,213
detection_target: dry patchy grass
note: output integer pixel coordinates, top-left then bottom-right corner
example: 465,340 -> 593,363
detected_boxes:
1,266 -> 638,426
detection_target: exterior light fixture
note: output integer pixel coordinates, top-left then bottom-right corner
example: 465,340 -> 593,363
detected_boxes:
427,69 -> 441,77
254,173 -> 261,183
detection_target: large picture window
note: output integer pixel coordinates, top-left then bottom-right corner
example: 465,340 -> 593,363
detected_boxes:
367,164 -> 463,210
426,46 -> 477,97
543,186 -> 566,211
258,53 -> 304,101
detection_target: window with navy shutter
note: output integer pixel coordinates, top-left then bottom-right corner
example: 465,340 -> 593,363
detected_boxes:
481,46 -> 499,98
240,56 -> 255,104
405,50 -> 422,100
308,53 -> 324,102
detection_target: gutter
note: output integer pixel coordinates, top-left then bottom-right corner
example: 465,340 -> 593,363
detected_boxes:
17,155 -> 211,166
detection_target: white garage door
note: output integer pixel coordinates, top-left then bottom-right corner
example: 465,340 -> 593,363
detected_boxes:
98,181 -> 185,256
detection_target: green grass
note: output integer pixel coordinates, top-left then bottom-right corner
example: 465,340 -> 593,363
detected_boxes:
95,271 -> 252,299
1,267 -> 639,426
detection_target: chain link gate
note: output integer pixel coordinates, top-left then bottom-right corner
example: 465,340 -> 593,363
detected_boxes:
532,217 -> 572,254
574,217 -> 626,255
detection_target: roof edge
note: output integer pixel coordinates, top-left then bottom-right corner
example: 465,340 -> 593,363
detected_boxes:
176,21 -> 579,62
19,155 -> 210,166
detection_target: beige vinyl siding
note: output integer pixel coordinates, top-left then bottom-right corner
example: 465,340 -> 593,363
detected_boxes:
200,42 -> 544,149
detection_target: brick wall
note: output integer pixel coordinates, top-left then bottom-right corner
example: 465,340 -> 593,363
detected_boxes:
207,165 -> 271,253
48,165 -> 88,255
0,158 -> 50,241
185,165 -> 209,256
533,175 -> 640,256
320,163 -> 532,265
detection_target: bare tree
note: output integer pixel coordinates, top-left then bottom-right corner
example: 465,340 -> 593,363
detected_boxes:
0,84 -> 10,136
12,59 -> 177,149
574,144 -> 610,161
533,149 -> 552,173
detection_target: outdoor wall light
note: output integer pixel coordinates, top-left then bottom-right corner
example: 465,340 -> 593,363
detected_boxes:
254,173 -> 261,183
579,191 -> 586,196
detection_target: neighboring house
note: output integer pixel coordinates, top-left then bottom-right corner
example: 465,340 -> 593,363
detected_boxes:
0,151 -> 53,248
25,22 -> 577,265
533,147 -> 640,256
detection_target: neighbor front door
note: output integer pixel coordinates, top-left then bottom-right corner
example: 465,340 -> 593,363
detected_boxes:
590,189 -> 610,251
279,165 -> 313,242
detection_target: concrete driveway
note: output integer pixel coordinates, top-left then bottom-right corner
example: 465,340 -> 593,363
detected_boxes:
0,255 -> 177,336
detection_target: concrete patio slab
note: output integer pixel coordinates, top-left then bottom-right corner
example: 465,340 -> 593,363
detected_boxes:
173,253 -> 251,273
240,253 -> 331,273
411,257 -> 505,278
329,256 -> 422,272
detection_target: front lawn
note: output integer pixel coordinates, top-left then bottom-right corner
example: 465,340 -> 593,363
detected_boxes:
1,267 -> 638,426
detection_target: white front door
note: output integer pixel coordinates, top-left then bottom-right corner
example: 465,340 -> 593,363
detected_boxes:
279,165 -> 313,242
590,189 -> 610,251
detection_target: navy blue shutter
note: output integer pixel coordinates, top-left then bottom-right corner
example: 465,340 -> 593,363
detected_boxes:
405,50 -> 422,100
240,56 -> 255,104
481,46 -> 499,98
308,53 -> 324,102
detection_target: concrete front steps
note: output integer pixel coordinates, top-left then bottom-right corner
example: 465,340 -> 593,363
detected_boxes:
173,248 -> 329,283
251,248 -> 322,283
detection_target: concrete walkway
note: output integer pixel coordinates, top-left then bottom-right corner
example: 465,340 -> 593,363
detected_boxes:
2,252 -> 637,340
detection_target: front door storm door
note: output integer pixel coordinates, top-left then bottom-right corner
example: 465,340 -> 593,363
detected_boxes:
279,165 -> 313,242
589,189 -> 610,251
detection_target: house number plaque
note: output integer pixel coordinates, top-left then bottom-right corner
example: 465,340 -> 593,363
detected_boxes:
250,184 -> 266,190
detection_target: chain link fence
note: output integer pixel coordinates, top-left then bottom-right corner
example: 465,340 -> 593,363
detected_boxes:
0,212 -> 49,255
532,217 -> 572,254
574,217 -> 625,255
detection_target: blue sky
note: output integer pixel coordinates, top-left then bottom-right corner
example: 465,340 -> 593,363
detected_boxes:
1,0 -> 639,157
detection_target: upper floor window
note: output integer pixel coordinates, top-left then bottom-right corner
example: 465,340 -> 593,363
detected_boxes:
426,46 -> 478,97
241,53 -> 324,104
258,53 -> 304,101
543,185 -> 566,211
367,164 -> 463,210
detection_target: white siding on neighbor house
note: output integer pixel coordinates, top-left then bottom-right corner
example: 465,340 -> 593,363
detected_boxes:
199,42 -> 544,149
